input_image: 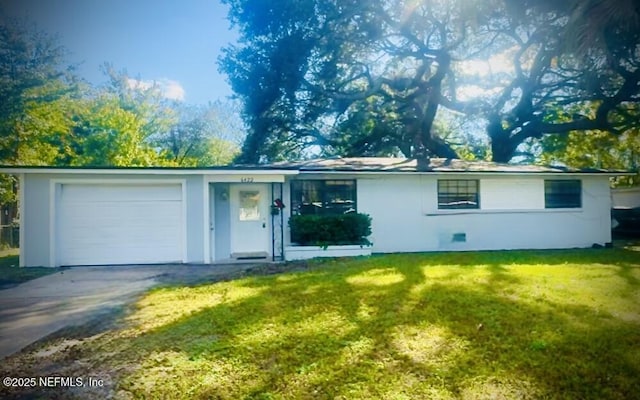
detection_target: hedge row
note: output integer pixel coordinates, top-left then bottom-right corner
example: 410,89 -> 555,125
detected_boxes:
289,213 -> 372,247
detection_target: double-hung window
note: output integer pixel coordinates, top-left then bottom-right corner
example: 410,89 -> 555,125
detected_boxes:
291,180 -> 356,215
438,180 -> 480,209
545,180 -> 581,208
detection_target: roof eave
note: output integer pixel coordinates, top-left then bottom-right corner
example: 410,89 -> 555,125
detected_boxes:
0,167 -> 300,176
295,169 -> 633,176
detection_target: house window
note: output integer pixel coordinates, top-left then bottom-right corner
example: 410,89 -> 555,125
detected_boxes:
239,190 -> 260,221
545,180 -> 581,208
291,180 -> 356,215
438,180 -> 479,209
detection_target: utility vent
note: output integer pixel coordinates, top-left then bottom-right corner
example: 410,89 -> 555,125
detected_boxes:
232,251 -> 269,260
452,233 -> 467,243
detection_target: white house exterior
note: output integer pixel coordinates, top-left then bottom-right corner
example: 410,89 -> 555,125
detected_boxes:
0,157 -> 625,267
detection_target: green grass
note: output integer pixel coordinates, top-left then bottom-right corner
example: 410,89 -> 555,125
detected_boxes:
0,249 -> 59,288
7,247 -> 640,399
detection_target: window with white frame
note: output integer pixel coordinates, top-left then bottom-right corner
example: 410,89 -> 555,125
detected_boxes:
545,180 -> 581,208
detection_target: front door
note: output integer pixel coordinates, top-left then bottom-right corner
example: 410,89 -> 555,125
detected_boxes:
230,184 -> 270,257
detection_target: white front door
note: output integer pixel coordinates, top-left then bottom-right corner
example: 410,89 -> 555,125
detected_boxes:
230,184 -> 270,257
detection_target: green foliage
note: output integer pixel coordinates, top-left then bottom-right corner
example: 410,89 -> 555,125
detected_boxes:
538,128 -> 640,186
151,102 -> 241,167
325,96 -> 412,158
199,138 -> 239,166
0,20 -> 79,166
100,63 -> 178,140
0,20 -> 80,210
289,213 -> 372,247
0,176 -> 17,206
69,94 -> 169,167
0,25 -> 240,170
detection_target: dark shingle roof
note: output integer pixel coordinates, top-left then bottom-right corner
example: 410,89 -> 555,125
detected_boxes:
267,157 -> 618,174
1,157 -> 629,175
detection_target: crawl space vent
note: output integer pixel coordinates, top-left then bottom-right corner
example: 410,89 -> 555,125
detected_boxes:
452,233 -> 467,243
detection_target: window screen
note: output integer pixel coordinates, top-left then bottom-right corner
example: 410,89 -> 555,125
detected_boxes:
545,180 -> 581,208
438,180 -> 480,209
291,180 -> 356,215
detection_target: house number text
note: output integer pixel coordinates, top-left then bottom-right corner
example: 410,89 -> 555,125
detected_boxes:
240,177 -> 254,183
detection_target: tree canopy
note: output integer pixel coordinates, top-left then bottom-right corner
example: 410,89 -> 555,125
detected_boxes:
0,21 -> 242,206
0,20 -> 79,166
0,23 -> 241,170
220,0 -> 640,166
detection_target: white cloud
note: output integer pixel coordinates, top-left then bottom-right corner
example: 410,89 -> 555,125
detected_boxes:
126,78 -> 153,91
126,77 -> 186,101
159,80 -> 186,101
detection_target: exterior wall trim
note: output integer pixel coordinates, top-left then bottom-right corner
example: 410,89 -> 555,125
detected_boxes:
285,245 -> 372,261
0,168 -> 299,176
425,208 -> 584,216
48,180 -> 56,267
203,174 -> 288,183
295,170 -> 629,177
181,181 -> 188,263
203,176 -> 211,263
18,174 -> 25,267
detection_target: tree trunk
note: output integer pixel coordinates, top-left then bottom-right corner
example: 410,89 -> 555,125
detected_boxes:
411,52 -> 459,162
487,116 -> 516,163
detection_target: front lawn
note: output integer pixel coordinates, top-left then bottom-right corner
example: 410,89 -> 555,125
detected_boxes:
2,247 -> 640,399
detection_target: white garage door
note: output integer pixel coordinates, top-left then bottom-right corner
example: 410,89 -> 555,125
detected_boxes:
57,183 -> 184,266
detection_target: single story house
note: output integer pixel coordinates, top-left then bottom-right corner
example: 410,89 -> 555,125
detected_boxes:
0,157 -> 627,267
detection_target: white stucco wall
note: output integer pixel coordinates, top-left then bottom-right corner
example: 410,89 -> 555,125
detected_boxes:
185,176 -> 205,263
357,175 -> 434,252
22,175 -> 52,267
18,170 -> 614,266
357,174 -> 612,253
480,178 -> 544,209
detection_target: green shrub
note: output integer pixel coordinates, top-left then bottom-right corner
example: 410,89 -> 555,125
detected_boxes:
289,213 -> 372,247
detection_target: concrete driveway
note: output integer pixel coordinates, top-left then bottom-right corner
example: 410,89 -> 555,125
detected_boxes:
0,263 -> 255,359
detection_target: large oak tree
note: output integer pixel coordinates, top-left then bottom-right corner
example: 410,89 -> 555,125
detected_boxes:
220,0 -> 640,164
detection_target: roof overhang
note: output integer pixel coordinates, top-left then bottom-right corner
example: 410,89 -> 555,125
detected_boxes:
0,167 -> 299,176
294,170 -> 633,177
270,157 -> 634,176
0,160 -> 633,178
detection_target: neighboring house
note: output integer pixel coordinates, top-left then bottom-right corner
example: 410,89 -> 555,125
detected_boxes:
611,186 -> 640,236
0,157 -> 628,267
611,186 -> 640,209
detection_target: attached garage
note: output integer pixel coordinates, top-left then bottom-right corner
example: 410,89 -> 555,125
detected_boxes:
55,182 -> 185,266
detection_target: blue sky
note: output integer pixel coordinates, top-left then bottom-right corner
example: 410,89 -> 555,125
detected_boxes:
2,0 -> 237,104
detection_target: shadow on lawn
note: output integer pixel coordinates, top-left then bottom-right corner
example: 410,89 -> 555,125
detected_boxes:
113,249 -> 640,399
